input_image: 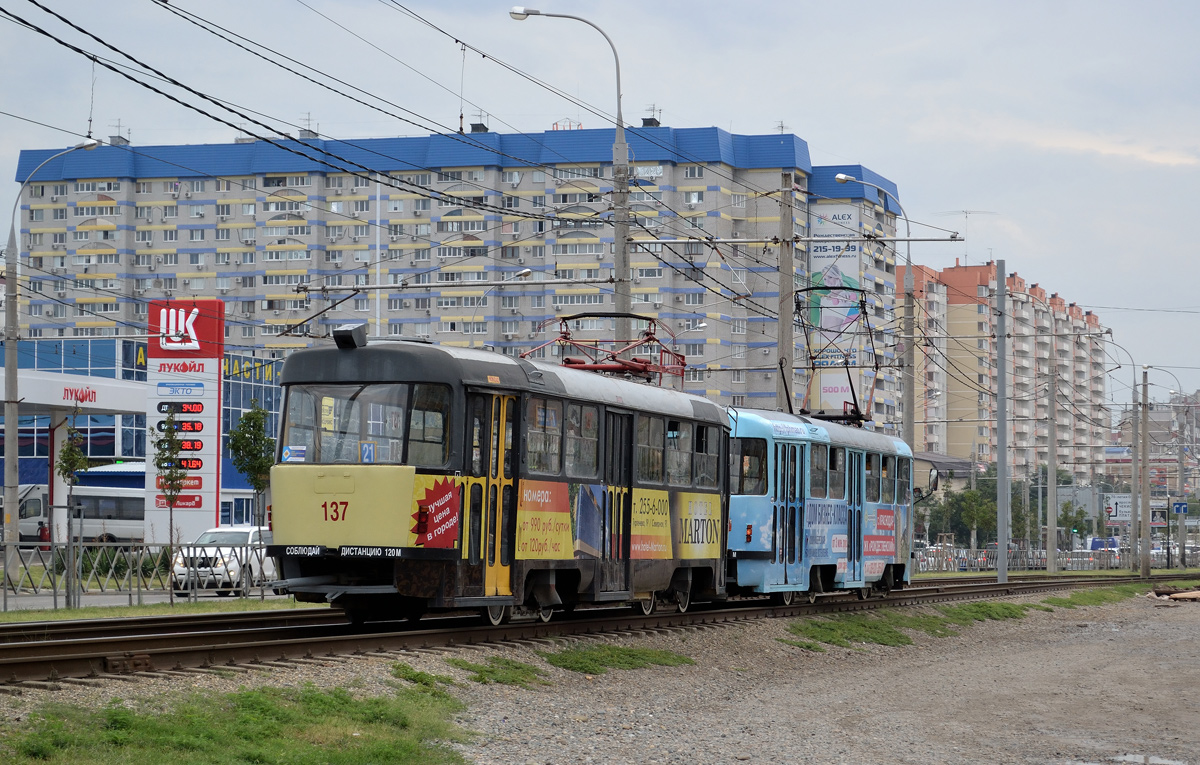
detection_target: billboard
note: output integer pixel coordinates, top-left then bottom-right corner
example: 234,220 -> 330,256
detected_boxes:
809,204 -> 863,413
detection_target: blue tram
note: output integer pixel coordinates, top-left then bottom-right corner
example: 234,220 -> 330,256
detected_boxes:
726,409 -> 914,604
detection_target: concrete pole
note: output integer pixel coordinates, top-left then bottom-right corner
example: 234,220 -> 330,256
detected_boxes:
1141,367 -> 1151,578
776,173 -> 794,410
1047,311 -> 1058,574
374,175 -> 382,338
995,259 -> 1010,584
1131,386 -> 1140,572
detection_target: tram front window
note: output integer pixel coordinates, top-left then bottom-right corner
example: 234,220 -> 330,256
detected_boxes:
280,383 -> 451,467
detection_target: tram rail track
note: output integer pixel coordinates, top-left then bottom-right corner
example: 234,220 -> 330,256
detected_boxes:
1,573 -> 1192,687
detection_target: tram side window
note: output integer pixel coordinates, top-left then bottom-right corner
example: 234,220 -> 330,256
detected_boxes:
729,437 -> 767,495
882,455 -> 896,503
897,457 -> 911,503
694,425 -> 719,489
408,385 -> 450,466
636,416 -> 665,484
810,444 -> 828,498
665,420 -> 693,486
526,397 -> 563,474
564,403 -> 599,479
865,453 -> 880,503
828,447 -> 846,500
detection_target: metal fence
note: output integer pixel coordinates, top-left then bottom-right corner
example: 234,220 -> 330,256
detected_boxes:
1,541 -> 278,611
914,547 -> 1179,573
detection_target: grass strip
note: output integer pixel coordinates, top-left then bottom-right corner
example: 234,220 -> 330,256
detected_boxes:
444,656 -> 549,688
539,645 -> 694,675
783,582 -> 1151,651
0,684 -> 466,764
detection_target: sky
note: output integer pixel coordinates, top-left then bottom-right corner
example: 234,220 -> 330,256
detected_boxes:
2,0 -> 1198,409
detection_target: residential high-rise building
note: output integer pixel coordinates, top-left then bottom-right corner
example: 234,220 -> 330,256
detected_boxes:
933,261 -> 1107,483
15,124 -> 825,408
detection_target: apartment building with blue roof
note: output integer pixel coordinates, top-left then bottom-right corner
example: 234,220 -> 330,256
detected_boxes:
13,122 -> 906,428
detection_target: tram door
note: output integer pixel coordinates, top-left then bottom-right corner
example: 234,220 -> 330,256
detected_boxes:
601,412 -> 633,593
846,450 -> 864,583
469,392 -> 515,597
773,442 -> 802,585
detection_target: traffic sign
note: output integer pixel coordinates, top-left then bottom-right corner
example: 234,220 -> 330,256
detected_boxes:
1173,501 -> 1188,515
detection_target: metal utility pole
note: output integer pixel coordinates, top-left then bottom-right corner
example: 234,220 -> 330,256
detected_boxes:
1178,425 -> 1187,569
995,260 -> 1010,584
5,139 -> 99,598
507,8 -> 629,350
1141,367 -> 1151,578
776,173 -> 794,410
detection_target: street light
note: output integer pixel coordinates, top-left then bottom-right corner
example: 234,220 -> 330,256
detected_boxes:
469,268 -> 531,348
509,8 -> 631,353
834,173 -> 914,450
4,138 -> 100,597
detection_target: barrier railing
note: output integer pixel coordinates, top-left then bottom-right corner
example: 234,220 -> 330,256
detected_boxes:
1,541 -> 277,611
915,547 -> 1148,573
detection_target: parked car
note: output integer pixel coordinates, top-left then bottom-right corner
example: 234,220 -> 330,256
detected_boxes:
172,526 -> 276,597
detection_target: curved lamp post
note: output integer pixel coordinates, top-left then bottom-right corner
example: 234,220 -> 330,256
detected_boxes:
469,268 -> 531,348
4,138 -> 99,599
834,173 -> 914,449
509,7 -> 630,354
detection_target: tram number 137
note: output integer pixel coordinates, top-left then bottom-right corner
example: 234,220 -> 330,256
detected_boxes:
321,501 -> 349,522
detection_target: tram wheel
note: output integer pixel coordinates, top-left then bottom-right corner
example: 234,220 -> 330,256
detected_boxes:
536,606 -> 554,623
856,587 -> 870,601
635,596 -> 656,616
771,590 -> 794,607
805,590 -> 817,605
481,605 -> 511,626
675,588 -> 691,613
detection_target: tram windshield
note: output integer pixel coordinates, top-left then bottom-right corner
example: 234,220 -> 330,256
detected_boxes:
279,383 -> 451,466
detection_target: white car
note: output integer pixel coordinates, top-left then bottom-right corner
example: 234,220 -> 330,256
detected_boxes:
172,526 -> 276,596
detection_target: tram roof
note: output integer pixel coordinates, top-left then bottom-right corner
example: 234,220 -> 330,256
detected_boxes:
279,338 -> 725,425
728,408 -> 912,457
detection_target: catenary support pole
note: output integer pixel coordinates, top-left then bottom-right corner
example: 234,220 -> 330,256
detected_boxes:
1047,318 -> 1058,574
1131,386 -> 1140,572
995,260 -> 1010,584
1141,367 -> 1151,578
776,173 -> 794,410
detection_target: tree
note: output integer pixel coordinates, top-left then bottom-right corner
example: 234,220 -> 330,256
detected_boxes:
228,399 -> 275,528
55,408 -> 90,608
154,410 -> 187,604
1058,500 -> 1089,549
